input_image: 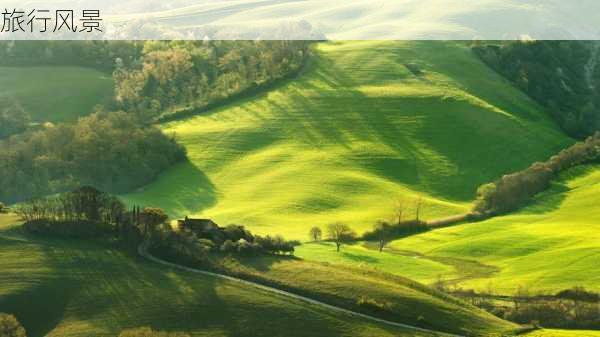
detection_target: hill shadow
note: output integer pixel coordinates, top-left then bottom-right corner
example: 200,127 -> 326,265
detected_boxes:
126,160 -> 217,219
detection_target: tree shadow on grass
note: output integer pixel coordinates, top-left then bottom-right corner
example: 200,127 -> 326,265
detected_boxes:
340,251 -> 379,264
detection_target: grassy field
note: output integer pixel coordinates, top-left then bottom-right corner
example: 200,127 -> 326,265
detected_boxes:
220,254 -> 516,336
523,329 -> 600,337
0,214 -> 441,337
295,241 -> 455,285
0,66 -> 113,123
124,41 -> 570,240
387,165 -> 600,294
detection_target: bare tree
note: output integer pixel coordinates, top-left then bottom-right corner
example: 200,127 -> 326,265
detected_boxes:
373,220 -> 391,252
415,196 -> 424,222
394,197 -> 406,224
326,222 -> 356,252
308,226 -> 322,241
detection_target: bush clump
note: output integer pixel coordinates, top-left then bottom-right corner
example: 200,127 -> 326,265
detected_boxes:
0,313 -> 26,337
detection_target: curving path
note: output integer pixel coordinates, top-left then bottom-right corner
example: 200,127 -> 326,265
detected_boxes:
137,244 -> 464,337
0,224 -> 462,337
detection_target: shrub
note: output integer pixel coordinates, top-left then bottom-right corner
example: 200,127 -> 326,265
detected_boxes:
118,327 -> 189,337
356,296 -> 391,313
220,240 -> 236,253
0,313 -> 26,337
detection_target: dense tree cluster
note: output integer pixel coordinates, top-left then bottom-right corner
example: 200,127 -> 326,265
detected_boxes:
0,41 -> 143,72
0,111 -> 185,203
152,220 -> 297,263
114,40 -> 310,120
506,287 -> 600,329
17,187 -> 125,238
15,187 -> 171,247
0,41 -> 311,204
474,132 -> 600,215
0,100 -> 29,139
473,41 -> 600,138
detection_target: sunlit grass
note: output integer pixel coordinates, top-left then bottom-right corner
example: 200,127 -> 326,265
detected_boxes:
124,41 -> 569,240
0,214 -> 434,337
391,165 -> 600,294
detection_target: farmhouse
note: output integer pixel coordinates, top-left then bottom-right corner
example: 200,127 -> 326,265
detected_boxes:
178,217 -> 220,233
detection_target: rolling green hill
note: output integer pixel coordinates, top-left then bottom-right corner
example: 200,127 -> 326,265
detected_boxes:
0,66 -> 113,123
0,214 -> 518,337
0,214 -> 437,337
124,40 -> 570,239
389,164 -> 600,294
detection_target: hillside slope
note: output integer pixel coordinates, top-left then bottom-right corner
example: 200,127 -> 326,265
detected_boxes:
392,164 -> 600,294
124,41 -> 571,239
0,214 -> 516,337
0,215 -> 436,337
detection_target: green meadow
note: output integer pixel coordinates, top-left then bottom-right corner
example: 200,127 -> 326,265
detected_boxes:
391,165 -> 600,294
295,165 -> 600,295
0,213 -> 520,337
0,214 -> 437,337
124,41 -> 570,239
0,66 -> 113,122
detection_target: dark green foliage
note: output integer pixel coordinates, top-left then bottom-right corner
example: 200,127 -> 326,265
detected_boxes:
140,207 -> 169,239
0,101 -> 29,139
556,286 -> 600,303
222,224 -> 254,243
114,40 -> 310,121
474,132 -> 600,214
0,313 -> 26,337
16,187 -> 125,239
504,288 -> 600,329
361,220 -> 428,244
0,111 -> 186,203
151,218 -> 297,263
473,40 -> 600,138
22,219 -> 112,239
117,327 -> 190,337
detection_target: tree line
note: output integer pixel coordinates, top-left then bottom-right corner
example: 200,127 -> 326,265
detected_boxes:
450,285 -> 600,330
14,185 -> 299,259
473,40 -> 600,138
114,40 -> 310,121
152,222 -> 299,266
308,196 -> 427,253
0,40 -> 310,204
474,132 -> 600,215
0,110 -> 185,203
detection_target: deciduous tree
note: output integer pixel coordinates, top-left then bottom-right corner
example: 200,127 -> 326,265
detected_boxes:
326,222 -> 356,252
308,226 -> 322,241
